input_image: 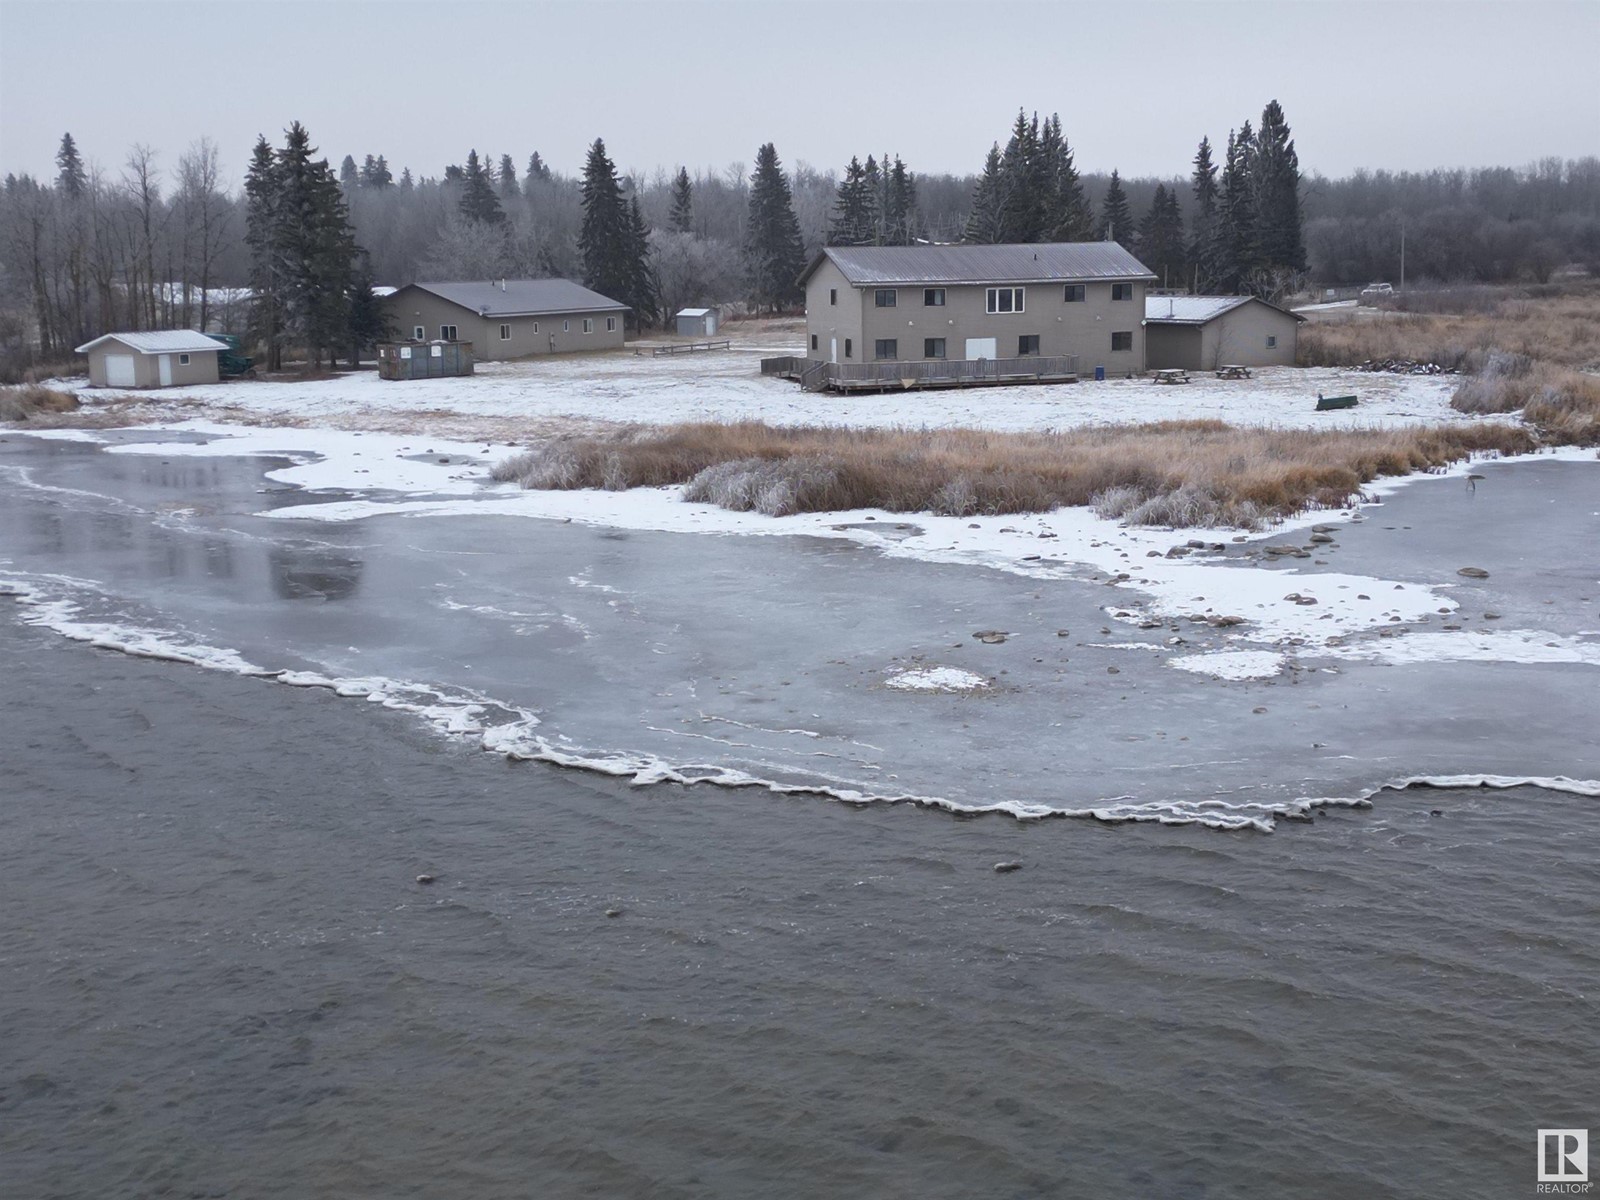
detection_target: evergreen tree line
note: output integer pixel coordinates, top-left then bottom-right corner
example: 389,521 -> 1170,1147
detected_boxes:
4,122 -> 1598,373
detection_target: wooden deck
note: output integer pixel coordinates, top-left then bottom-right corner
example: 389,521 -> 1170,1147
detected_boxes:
760,355 -> 1079,393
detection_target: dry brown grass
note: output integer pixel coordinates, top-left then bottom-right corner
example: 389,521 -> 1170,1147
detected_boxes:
0,383 -> 81,422
493,420 -> 1538,528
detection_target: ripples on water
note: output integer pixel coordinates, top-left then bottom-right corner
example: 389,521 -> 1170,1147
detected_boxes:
2,621 -> 1595,1199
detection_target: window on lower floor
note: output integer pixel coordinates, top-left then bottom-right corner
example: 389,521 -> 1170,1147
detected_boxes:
178,353 -> 191,365
1266,335 -> 1277,348
532,322 -> 539,333
844,338 -> 852,358
1111,331 -> 1133,351
923,288 -> 945,307
1063,285 -> 1086,302
986,286 -> 1025,313
875,338 -> 897,360
874,289 -> 897,308
924,338 -> 946,359
1018,335 -> 1040,356
583,318 -> 594,333
1111,283 -> 1134,301
811,334 -> 819,351
500,324 -> 511,340
440,324 -> 457,340
607,316 -> 617,332
830,288 -> 837,305
413,325 -> 425,340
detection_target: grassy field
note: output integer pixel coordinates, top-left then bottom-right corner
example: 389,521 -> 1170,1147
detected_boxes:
493,420 -> 1536,528
1299,281 -> 1600,442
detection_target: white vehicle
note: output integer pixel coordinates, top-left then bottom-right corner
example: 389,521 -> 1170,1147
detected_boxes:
1360,282 -> 1395,300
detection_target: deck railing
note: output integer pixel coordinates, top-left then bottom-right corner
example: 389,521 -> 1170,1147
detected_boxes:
760,354 -> 1080,391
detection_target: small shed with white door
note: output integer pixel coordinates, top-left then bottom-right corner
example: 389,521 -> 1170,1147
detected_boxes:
75,330 -> 229,388
674,307 -> 719,337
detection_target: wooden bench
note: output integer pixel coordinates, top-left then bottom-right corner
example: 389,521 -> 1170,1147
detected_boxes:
1153,369 -> 1191,385
1316,394 -> 1358,411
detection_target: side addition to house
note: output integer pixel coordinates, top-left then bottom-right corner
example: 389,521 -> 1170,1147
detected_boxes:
1143,295 -> 1303,370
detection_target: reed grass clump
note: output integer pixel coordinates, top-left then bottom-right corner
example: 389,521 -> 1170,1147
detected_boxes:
494,419 -> 1538,529
0,384 -> 80,422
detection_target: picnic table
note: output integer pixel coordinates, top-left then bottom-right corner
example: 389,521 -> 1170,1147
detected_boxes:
1215,364 -> 1253,379
1153,369 -> 1191,385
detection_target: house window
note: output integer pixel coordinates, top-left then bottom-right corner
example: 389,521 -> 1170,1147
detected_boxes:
500,324 -> 511,340
1112,331 -> 1133,351
874,339 -> 897,360
874,289 -> 897,308
811,334 -> 819,351
440,324 -> 457,340
532,322 -> 539,333
178,353 -> 191,365
1063,285 -> 1086,302
1111,283 -> 1134,301
413,325 -> 425,340
563,320 -> 570,332
583,318 -> 593,333
923,288 -> 945,307
830,288 -> 837,306
924,338 -> 946,359
1266,335 -> 1278,348
986,287 -> 1025,314
844,338 -> 852,358
1018,335 -> 1040,356
606,316 -> 617,332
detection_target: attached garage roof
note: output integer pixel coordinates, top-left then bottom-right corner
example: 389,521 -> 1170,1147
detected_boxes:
1144,295 -> 1306,325
75,330 -> 229,354
402,279 -> 627,317
802,242 -> 1157,287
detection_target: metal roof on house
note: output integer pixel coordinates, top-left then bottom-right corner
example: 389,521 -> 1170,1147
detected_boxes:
402,279 -> 627,317
1143,295 -> 1307,325
74,330 -> 230,355
802,242 -> 1157,287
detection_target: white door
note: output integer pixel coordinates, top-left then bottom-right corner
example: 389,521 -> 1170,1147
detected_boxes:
829,337 -> 838,364
105,354 -> 136,387
965,337 -> 997,361
157,355 -> 173,386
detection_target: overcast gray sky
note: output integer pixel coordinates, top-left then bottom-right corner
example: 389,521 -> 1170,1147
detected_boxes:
2,0 -> 1596,188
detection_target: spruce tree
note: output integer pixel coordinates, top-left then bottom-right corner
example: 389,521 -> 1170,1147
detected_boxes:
498,154 -> 521,198
399,167 -> 413,190
997,110 -> 1045,242
1097,170 -> 1132,243
244,135 -> 285,369
625,194 -> 659,326
339,154 -> 358,189
372,155 -> 393,187
861,155 -> 884,243
828,156 -> 872,246
1249,100 -> 1306,276
964,144 -> 1005,244
459,149 -> 505,224
345,250 -> 393,365
525,152 -> 551,185
744,143 -> 806,312
273,122 -> 359,368
884,156 -> 916,246
1137,184 -> 1186,287
579,138 -> 630,302
1189,136 -> 1221,290
669,167 -> 694,233
1042,114 -> 1092,242
55,133 -> 86,199
1219,125 -> 1259,292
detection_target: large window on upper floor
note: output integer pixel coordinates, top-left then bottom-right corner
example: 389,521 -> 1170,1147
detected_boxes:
1111,283 -> 1134,301
923,288 -> 945,307
1064,285 -> 1086,302
875,289 -> 897,308
986,287 -> 1025,314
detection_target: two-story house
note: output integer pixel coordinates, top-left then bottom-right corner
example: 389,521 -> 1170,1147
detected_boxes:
798,243 -> 1158,375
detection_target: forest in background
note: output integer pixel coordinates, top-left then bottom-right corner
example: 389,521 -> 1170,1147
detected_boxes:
2,100 -> 1597,375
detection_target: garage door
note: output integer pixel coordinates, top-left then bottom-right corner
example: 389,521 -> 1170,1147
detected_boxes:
105,354 -> 136,387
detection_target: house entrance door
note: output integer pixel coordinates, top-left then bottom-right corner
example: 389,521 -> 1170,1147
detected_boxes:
965,337 -> 997,361
158,355 -> 173,386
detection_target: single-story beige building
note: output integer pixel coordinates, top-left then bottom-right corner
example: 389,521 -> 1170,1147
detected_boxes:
384,279 -> 627,361
798,243 -> 1158,375
75,330 -> 229,388
1143,296 -> 1304,370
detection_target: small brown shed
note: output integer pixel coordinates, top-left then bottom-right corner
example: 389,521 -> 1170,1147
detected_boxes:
75,330 -> 229,388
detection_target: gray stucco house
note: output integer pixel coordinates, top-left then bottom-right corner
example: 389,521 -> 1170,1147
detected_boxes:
384,279 -> 627,361
1143,295 -> 1304,370
799,243 -> 1158,375
75,330 -> 228,388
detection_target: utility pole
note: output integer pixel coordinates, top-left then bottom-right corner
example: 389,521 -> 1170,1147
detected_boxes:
1400,221 -> 1406,295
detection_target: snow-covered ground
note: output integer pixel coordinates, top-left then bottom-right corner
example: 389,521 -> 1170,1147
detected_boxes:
54,318 -> 1487,442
